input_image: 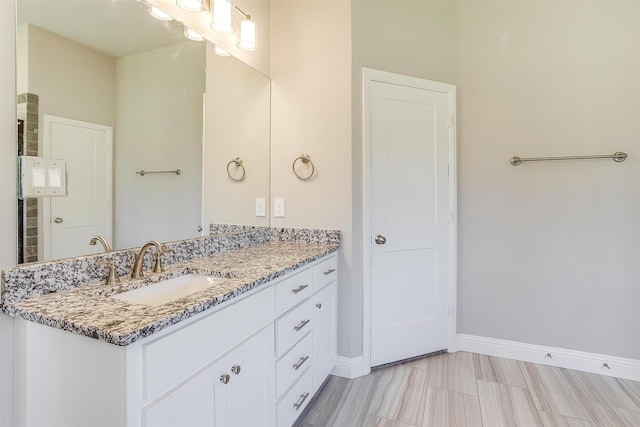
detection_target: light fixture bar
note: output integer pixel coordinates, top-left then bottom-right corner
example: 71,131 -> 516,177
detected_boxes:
233,5 -> 249,19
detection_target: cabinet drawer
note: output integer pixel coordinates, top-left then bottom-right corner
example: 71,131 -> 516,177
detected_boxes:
277,368 -> 313,427
313,255 -> 337,291
277,333 -> 312,399
276,298 -> 313,357
142,286 -> 275,400
276,268 -> 313,316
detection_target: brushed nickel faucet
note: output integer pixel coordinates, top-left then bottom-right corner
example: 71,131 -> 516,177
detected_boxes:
89,235 -> 112,252
131,240 -> 168,278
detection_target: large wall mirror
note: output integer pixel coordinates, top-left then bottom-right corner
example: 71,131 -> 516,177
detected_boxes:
16,0 -> 270,265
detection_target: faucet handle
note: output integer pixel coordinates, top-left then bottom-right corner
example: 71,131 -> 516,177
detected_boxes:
96,260 -> 122,286
153,247 -> 173,273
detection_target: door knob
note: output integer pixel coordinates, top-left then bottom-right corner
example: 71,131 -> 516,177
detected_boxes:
54,217 -> 64,224
375,235 -> 386,245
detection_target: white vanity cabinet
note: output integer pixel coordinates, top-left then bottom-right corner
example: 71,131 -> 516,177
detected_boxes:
275,255 -> 338,427
143,325 -> 275,427
14,253 -> 337,427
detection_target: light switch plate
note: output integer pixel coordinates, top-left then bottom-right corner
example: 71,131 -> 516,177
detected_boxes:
274,198 -> 285,218
256,198 -> 266,217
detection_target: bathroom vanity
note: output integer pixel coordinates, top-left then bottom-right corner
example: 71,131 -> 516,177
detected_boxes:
4,230 -> 339,427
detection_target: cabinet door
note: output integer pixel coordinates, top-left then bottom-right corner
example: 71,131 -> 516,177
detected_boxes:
143,358 -> 226,427
224,326 -> 276,427
312,281 -> 337,392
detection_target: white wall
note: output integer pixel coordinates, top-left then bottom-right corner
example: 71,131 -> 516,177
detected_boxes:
456,1 -> 640,359
203,43 -> 270,227
0,0 -> 17,425
26,24 -> 116,139
115,42 -> 205,249
270,0 -> 353,355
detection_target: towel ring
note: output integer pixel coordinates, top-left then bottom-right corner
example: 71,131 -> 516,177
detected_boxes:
292,153 -> 315,180
226,157 -> 246,182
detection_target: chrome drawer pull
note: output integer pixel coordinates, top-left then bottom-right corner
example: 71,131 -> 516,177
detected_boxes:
323,268 -> 336,275
293,319 -> 310,332
292,284 -> 309,294
231,365 -> 241,375
293,392 -> 310,411
220,374 -> 230,384
293,355 -> 309,371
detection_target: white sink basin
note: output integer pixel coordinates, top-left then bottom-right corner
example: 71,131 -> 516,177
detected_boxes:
112,275 -> 227,307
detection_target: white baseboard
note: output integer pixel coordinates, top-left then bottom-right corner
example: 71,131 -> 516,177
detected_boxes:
457,334 -> 640,382
332,356 -> 367,379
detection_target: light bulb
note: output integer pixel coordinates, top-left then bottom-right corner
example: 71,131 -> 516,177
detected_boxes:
148,6 -> 173,21
177,0 -> 203,13
237,18 -> 256,51
211,0 -> 234,34
184,27 -> 204,41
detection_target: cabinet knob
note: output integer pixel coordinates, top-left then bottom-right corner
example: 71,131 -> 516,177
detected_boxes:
231,365 -> 241,375
53,217 -> 64,224
315,303 -> 322,309
220,374 -> 230,384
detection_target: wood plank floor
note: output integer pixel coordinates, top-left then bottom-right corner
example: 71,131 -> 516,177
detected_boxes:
294,352 -> 640,427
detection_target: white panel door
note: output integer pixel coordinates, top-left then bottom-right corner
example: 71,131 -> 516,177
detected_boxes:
144,358 -> 225,427
44,115 -> 112,260
223,326 -> 276,427
369,78 -> 452,367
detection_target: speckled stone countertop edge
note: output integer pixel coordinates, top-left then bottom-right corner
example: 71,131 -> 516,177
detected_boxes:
5,243 -> 339,346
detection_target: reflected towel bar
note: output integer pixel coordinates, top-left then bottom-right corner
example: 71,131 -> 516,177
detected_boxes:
510,152 -> 628,166
136,169 -> 182,176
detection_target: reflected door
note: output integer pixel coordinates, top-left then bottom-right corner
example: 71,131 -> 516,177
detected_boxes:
44,115 -> 112,260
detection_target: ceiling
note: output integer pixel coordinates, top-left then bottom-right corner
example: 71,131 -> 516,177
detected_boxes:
17,0 -> 186,58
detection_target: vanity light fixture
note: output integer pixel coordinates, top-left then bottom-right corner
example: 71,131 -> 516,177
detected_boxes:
148,5 -> 173,21
177,0 -> 204,13
214,45 -> 231,56
184,27 -> 205,41
211,0 -> 234,34
237,15 -> 256,51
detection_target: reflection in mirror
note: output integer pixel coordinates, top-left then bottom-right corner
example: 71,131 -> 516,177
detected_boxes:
15,0 -> 270,264
203,44 -> 270,228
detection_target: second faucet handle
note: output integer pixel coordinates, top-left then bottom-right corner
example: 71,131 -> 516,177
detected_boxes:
96,260 -> 122,287
153,247 -> 173,273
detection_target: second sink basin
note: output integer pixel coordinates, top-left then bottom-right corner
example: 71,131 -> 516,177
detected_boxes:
112,274 -> 227,307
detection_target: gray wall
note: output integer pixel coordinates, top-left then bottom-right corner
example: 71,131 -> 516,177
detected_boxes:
353,0 -> 639,360
456,1 -> 640,359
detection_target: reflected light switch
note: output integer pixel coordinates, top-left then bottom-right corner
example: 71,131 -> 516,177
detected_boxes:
32,167 -> 46,188
256,198 -> 266,217
274,198 -> 285,218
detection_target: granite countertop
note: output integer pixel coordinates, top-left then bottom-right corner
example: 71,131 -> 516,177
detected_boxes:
4,241 -> 338,346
